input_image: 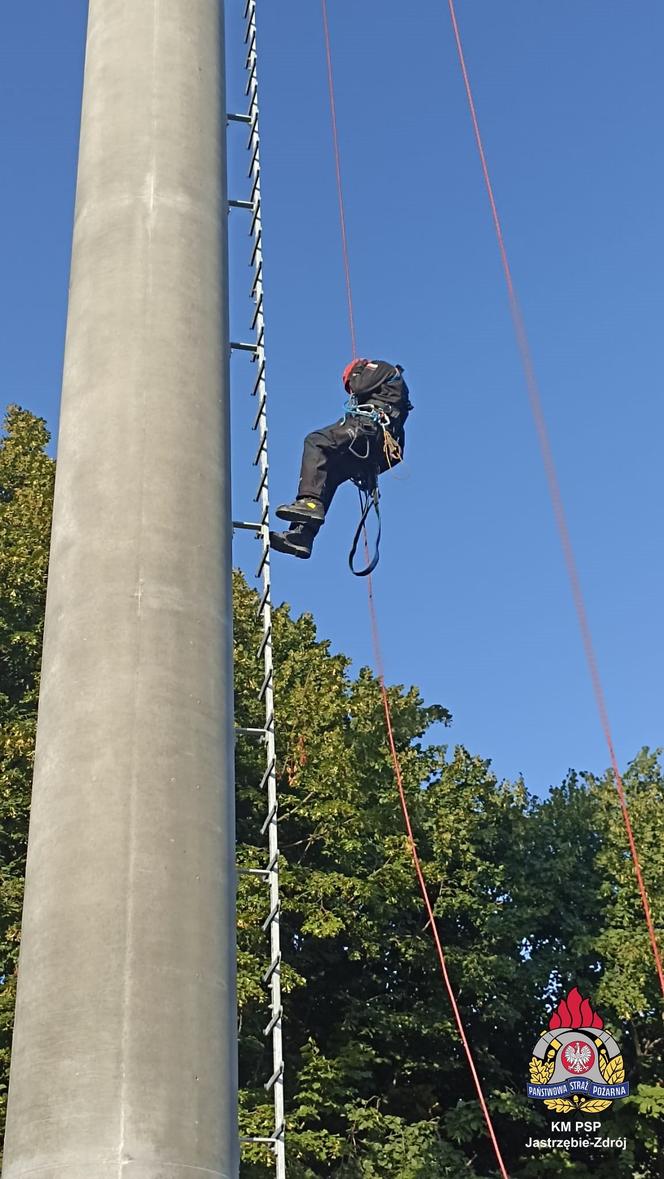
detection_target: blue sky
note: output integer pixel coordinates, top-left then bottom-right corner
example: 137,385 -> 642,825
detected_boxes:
1,2 -> 662,794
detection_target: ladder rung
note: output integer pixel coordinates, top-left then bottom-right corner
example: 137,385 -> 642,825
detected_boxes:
229,198 -> 253,210
253,431 -> 267,466
250,231 -> 262,268
248,113 -> 259,135
255,546 -> 269,580
266,850 -> 279,874
261,802 -> 277,836
236,725 -> 267,740
262,953 -> 281,985
240,1136 -> 278,1146
255,585 -> 269,619
251,270 -> 263,303
251,295 -> 263,332
252,362 -> 266,402
264,1006 -> 283,1037
245,63 -> 257,99
262,901 -> 280,933
246,125 -> 259,156
231,340 -> 258,354
264,1062 -> 284,1093
228,111 -> 251,124
254,469 -> 268,502
247,126 -> 260,165
252,394 -> 266,425
256,626 -> 271,660
233,518 -> 264,532
259,757 -> 276,793
258,667 -> 272,702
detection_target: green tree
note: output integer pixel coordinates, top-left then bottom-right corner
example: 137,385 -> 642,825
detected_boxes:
0,407 -> 55,1140
0,407 -> 662,1176
588,752 -> 664,1175
233,567 -> 664,1177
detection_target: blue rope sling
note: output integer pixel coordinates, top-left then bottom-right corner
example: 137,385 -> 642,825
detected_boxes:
342,395 -> 402,577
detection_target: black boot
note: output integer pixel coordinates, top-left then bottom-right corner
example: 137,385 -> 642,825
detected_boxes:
269,523 -> 315,560
275,497 -> 325,525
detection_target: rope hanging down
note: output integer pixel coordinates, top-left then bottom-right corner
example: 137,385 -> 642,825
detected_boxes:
321,0 -> 357,359
446,0 -> 664,998
348,479 -> 381,577
320,3 -> 510,1175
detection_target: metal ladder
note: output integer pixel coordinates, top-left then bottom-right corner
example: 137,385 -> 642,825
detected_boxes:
228,0 -> 285,1174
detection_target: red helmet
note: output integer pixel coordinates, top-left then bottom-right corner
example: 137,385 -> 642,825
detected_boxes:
342,358 -> 367,391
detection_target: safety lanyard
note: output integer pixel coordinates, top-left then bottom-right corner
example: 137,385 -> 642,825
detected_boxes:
348,482 -> 381,577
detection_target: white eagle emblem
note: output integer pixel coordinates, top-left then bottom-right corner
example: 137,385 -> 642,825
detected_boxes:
563,1041 -> 593,1073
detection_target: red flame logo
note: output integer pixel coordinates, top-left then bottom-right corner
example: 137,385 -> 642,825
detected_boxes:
549,987 -> 603,1031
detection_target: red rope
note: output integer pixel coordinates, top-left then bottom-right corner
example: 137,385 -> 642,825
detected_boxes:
321,0 -> 357,359
321,5 -> 510,1173
446,0 -> 664,996
366,573 -> 510,1179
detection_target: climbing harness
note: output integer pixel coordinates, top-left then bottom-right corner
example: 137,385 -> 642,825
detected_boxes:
341,395 -> 401,576
343,394 -> 403,465
342,392 -> 386,427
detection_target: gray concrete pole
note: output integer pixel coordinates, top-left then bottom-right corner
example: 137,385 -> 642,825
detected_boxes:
2,1 -> 238,1176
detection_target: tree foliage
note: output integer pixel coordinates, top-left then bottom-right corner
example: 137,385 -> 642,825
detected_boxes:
234,569 -> 663,1177
0,407 -> 662,1176
0,407 -> 55,1140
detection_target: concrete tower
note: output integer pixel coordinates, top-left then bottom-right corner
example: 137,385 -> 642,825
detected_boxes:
2,1 -> 238,1175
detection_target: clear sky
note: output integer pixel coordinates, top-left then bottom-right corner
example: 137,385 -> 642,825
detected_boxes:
1,2 -> 661,795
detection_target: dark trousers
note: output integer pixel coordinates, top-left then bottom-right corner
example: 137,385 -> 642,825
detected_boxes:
295,418 -> 384,533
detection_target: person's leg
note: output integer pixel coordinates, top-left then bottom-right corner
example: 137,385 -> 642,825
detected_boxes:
276,421 -> 357,525
271,420 -> 381,556
269,455 -> 347,558
297,422 -> 355,498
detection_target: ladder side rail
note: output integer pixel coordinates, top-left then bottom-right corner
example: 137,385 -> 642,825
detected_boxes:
242,1 -> 286,1172
245,22 -> 287,1179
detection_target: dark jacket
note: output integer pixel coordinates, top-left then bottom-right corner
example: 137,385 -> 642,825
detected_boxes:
346,359 -> 412,427
346,359 -> 412,472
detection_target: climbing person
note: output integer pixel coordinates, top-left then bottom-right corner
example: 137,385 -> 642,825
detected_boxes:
270,358 -> 412,560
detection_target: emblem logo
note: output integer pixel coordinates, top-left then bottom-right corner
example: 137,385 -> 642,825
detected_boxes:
527,987 -> 629,1114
